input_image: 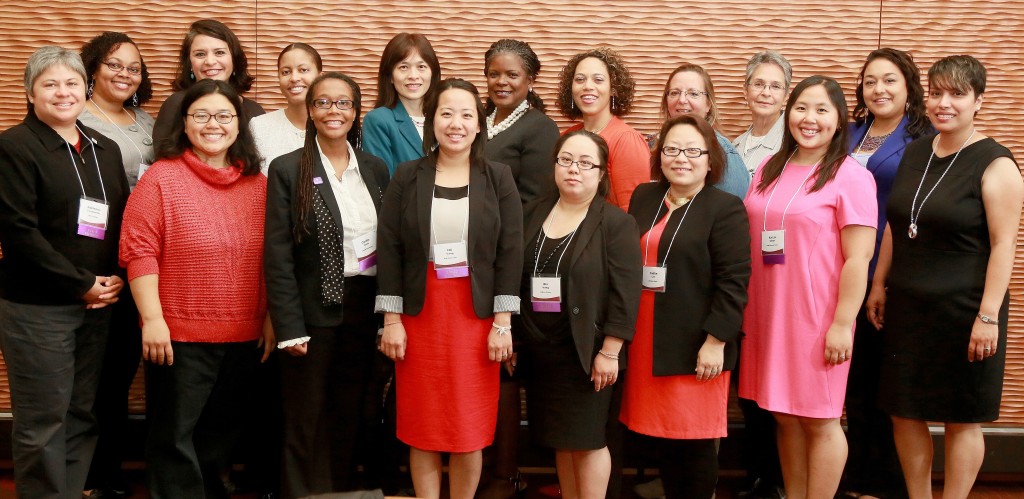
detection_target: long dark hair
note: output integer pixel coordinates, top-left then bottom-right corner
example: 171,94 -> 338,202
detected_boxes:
171,19 -> 255,93
293,72 -> 363,241
651,115 -> 724,186
80,31 -> 153,106
853,48 -> 930,139
483,38 -> 545,113
156,79 -> 262,175
373,33 -> 441,110
756,76 -> 849,194
422,78 -> 488,167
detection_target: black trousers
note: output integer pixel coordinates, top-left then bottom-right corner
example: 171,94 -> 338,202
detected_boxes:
735,338 -> 783,489
0,299 -> 110,499
655,436 -> 718,499
145,340 -> 261,499
842,304 -> 907,497
85,291 -> 142,493
279,276 -> 380,499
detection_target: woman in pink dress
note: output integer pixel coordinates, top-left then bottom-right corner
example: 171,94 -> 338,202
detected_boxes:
739,76 -> 877,498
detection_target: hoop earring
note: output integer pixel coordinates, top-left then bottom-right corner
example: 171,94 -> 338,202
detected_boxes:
87,81 -> 94,98
132,93 -> 139,107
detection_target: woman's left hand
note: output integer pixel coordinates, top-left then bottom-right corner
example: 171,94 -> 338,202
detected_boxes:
824,322 -> 853,365
696,335 -> 725,381
488,325 -> 513,363
591,354 -> 618,392
969,316 -> 999,362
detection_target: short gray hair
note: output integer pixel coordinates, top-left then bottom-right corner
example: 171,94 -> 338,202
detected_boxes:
24,46 -> 87,92
744,50 -> 793,90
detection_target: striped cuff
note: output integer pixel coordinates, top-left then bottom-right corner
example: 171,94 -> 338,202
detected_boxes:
375,295 -> 404,314
493,295 -> 520,314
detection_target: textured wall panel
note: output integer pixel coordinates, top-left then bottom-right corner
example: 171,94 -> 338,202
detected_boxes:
0,0 -> 1022,424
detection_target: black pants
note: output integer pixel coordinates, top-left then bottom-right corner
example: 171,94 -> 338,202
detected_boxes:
279,276 -> 379,499
145,340 -> 261,499
85,291 -> 142,493
656,437 -> 718,499
0,299 -> 110,499
842,304 -> 907,497
735,338 -> 783,489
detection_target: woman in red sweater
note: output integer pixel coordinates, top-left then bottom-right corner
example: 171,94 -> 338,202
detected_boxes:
119,79 -> 271,498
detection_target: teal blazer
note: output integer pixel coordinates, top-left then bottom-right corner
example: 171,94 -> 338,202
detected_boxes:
362,103 -> 425,175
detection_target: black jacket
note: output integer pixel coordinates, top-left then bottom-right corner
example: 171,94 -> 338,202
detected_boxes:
264,147 -> 390,342
628,182 -> 751,375
0,112 -> 129,305
376,157 -> 523,318
522,194 -> 642,373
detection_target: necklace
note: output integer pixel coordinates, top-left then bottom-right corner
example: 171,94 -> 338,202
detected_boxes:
486,100 -> 530,140
854,119 -> 897,155
907,129 -> 975,239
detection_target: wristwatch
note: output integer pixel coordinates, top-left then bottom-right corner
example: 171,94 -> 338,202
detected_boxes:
977,313 -> 999,325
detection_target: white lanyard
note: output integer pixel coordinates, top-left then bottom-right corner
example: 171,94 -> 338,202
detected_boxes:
90,103 -> 152,162
64,126 -> 108,203
761,152 -> 818,231
643,189 -> 698,267
532,202 -> 582,277
430,182 -> 469,245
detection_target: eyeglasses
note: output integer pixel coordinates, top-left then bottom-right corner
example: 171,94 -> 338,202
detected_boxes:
102,61 -> 142,76
187,111 -> 236,124
555,156 -> 600,170
312,99 -> 355,111
666,89 -> 707,100
661,147 -> 709,158
748,80 -> 786,93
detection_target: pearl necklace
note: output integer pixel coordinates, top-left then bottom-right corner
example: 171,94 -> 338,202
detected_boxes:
486,100 -> 530,140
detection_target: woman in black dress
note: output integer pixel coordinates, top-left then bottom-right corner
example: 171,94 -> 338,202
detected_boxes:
519,130 -> 641,499
867,55 -> 1022,498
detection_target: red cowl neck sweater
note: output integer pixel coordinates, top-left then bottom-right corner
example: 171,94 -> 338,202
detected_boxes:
120,149 -> 267,342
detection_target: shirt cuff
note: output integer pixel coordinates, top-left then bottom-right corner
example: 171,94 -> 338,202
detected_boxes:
493,295 -> 520,314
277,336 -> 310,349
375,295 -> 404,314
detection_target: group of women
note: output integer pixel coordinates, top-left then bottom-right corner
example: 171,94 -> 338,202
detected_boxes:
0,17 -> 1018,499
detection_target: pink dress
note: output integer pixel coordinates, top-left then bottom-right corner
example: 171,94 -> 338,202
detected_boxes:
738,156 -> 876,418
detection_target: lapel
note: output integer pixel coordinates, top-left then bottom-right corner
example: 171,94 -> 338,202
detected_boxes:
393,104 -> 423,157
568,197 -> 606,271
312,153 -> 344,231
355,151 -> 385,213
865,116 -> 910,174
415,158 -> 435,257
466,163 -> 489,264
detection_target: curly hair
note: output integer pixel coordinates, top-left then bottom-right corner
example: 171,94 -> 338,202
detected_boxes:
556,47 -> 636,120
483,38 -> 545,113
171,19 -> 255,93
853,48 -> 930,139
80,32 -> 153,107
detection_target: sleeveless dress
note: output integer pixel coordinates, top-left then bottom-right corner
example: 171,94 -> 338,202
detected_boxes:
878,137 -> 1015,422
395,185 -> 499,452
620,211 -> 730,439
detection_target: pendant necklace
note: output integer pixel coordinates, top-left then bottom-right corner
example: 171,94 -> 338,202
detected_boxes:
907,128 -> 975,239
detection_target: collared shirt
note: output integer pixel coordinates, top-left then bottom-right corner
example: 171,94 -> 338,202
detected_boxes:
318,139 -> 378,277
734,114 -> 785,174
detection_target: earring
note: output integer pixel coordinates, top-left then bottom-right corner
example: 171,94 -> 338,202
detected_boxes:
612,96 -> 616,111
571,100 -> 574,111
132,93 -> 139,107
528,86 -> 534,93
87,81 -> 94,98
905,102 -> 910,111
190,70 -> 195,81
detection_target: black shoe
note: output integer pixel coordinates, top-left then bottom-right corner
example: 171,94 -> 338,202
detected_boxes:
83,488 -> 129,499
738,478 -> 785,499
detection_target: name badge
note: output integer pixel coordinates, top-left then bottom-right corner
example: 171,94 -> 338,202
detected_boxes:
355,230 -> 377,271
434,241 -> 469,279
762,229 -> 785,264
77,197 -> 109,240
137,162 -> 151,180
531,275 -> 562,312
641,266 -> 667,293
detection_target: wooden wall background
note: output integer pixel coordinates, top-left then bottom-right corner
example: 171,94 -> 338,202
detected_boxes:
0,0 -> 1023,425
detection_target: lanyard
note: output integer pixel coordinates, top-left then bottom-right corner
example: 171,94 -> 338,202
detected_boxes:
643,188 -> 698,267
532,201 -> 582,277
63,126 -> 108,203
761,152 -> 818,231
90,103 -> 152,163
430,182 -> 469,245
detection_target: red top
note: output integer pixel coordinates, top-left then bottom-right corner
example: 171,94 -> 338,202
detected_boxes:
565,116 -> 651,210
120,149 -> 267,343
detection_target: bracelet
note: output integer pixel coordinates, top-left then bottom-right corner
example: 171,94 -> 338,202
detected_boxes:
598,350 -> 619,360
384,321 -> 402,326
492,322 -> 512,336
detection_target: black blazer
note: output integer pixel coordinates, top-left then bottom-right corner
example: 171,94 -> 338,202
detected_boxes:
376,157 -> 523,318
483,108 -> 560,205
264,147 -> 390,342
522,194 -> 642,374
628,182 -> 751,375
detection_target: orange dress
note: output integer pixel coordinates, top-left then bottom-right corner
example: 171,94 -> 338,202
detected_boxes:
619,214 -> 730,439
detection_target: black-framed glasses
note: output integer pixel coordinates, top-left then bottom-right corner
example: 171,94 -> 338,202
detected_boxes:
102,61 -> 142,76
661,146 -> 709,158
666,89 -> 707,100
748,80 -> 786,93
312,98 -> 355,111
555,156 -> 600,170
188,111 -> 236,124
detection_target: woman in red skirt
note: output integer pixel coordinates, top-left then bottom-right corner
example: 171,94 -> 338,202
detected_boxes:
375,78 -> 523,499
